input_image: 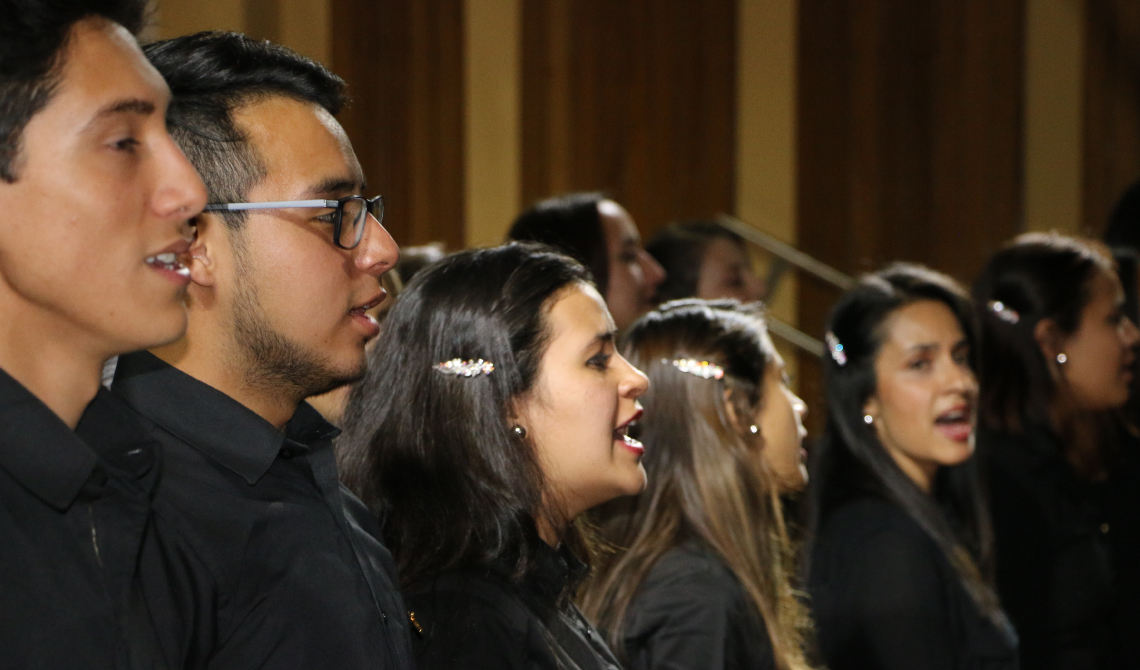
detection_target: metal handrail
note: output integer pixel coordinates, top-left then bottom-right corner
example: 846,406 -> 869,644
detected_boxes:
715,213 -> 853,358
716,213 -> 855,290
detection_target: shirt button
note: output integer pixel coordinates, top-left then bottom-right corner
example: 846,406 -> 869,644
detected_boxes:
280,448 -> 294,459
1101,523 -> 1110,534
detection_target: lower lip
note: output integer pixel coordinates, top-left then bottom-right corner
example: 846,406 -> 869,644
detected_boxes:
935,421 -> 972,442
147,263 -> 191,286
351,310 -> 381,338
617,434 -> 644,455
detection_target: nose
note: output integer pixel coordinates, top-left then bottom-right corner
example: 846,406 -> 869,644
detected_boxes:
1121,316 -> 1140,349
637,249 -> 666,291
790,390 -> 807,419
152,134 -> 207,227
618,355 -> 650,400
354,212 -> 400,277
945,358 -> 979,395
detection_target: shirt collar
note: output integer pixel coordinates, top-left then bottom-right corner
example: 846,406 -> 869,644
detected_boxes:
0,366 -> 99,510
111,351 -> 340,485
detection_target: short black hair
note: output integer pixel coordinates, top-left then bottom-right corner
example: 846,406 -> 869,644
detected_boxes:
0,0 -> 147,182
647,220 -> 746,302
143,31 -> 346,228
508,192 -> 609,295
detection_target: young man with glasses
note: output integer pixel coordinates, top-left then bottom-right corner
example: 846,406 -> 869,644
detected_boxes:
0,1 -> 206,666
108,32 -> 412,668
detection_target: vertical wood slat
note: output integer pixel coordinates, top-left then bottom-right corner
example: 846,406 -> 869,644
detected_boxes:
331,0 -> 465,249
521,0 -> 736,237
1083,0 -> 1140,236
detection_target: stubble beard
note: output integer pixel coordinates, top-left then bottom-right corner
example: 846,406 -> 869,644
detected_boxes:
230,248 -> 366,403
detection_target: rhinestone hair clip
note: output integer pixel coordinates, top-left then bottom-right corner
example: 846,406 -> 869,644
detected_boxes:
435,358 -> 495,377
825,332 -> 847,366
668,358 -> 725,380
987,300 -> 1020,325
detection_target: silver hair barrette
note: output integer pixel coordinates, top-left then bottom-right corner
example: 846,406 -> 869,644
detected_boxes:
667,358 -> 725,380
825,332 -> 847,366
987,300 -> 1020,325
435,358 -> 495,377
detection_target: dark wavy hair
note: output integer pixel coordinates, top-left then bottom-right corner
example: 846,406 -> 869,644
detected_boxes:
646,221 -> 748,302
143,31 -> 346,228
508,192 -> 609,296
802,263 -> 1013,639
582,300 -> 812,670
972,232 -> 1115,434
337,243 -> 594,586
0,0 -> 147,181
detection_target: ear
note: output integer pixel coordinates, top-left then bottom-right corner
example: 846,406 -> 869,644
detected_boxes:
1034,317 -> 1065,362
723,388 -> 742,432
186,214 -> 220,288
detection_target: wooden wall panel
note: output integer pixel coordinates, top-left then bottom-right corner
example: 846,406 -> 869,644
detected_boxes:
521,0 -> 736,237
796,0 -> 1025,431
331,0 -> 465,249
1083,0 -> 1140,235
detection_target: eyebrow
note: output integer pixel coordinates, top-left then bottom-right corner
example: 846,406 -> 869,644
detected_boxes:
303,177 -> 363,199
906,338 -> 968,355
585,331 -> 616,353
85,98 -> 157,129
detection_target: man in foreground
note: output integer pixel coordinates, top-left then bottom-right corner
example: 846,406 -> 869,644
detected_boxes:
112,31 -> 412,668
0,0 -> 206,666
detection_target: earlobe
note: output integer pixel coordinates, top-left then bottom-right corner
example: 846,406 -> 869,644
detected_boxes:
1033,318 -> 1064,364
186,216 -> 216,288
862,395 -> 880,424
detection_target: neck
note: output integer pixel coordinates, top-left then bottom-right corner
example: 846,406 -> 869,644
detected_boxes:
0,294 -> 105,429
151,331 -> 298,430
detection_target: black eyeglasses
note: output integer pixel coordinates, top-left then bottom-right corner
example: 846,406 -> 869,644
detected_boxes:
203,195 -> 385,250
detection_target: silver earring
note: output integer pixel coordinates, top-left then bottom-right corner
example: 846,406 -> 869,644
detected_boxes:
749,425 -> 759,434
1056,353 -> 1068,364
863,414 -> 874,425
512,425 -> 527,438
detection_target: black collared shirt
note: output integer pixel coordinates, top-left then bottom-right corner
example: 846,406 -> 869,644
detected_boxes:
0,366 -> 166,669
406,541 -> 621,670
112,351 -> 414,670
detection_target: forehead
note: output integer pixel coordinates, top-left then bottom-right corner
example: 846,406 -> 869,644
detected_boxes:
598,201 -> 639,243
703,236 -> 747,264
881,299 -> 964,348
233,96 -> 362,194
44,18 -> 168,127
545,283 -> 614,342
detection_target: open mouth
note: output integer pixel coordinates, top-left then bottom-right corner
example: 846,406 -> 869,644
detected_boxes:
934,406 -> 972,442
614,409 -> 645,454
145,252 -> 190,278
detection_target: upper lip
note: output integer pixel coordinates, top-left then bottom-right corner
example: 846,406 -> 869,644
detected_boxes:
616,407 -> 643,433
147,238 -> 191,259
351,289 -> 387,313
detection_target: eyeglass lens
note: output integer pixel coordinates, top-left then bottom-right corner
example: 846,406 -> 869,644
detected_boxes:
338,197 -> 384,249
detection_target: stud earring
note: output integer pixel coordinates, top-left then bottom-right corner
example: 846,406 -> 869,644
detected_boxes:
512,425 -> 527,438
1056,353 -> 1068,364
749,425 -> 759,434
863,414 -> 874,425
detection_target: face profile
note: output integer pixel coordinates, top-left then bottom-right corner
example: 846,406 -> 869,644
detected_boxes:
597,199 -> 665,329
514,282 -> 650,523
0,18 -> 206,359
1040,269 -> 1139,412
696,236 -> 765,303
186,95 -> 397,400
863,299 -> 978,491
750,345 -> 808,491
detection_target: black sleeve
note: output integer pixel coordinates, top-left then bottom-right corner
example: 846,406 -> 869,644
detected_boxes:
406,588 -> 530,670
842,527 -> 956,670
624,564 -> 773,670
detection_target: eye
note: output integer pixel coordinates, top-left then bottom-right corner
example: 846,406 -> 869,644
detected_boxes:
587,352 -> 612,371
908,356 -> 932,371
314,210 -> 337,224
112,137 -> 140,152
952,349 -> 970,366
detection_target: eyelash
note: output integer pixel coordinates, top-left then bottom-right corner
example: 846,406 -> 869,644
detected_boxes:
588,352 -> 612,370
113,137 -> 140,152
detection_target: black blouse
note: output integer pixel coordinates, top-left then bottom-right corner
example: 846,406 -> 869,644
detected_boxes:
981,425 -> 1130,669
808,496 -> 1018,670
622,541 -> 775,670
405,542 -> 622,670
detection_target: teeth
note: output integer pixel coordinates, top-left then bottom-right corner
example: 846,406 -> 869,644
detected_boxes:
623,435 -> 644,449
156,252 -> 177,263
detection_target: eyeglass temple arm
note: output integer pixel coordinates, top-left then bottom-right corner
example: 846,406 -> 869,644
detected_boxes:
202,200 -> 339,211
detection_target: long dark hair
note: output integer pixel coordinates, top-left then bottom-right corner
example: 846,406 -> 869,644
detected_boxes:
337,243 -> 593,587
972,232 -> 1115,435
508,192 -> 609,296
582,300 -> 811,670
803,263 -> 1012,638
